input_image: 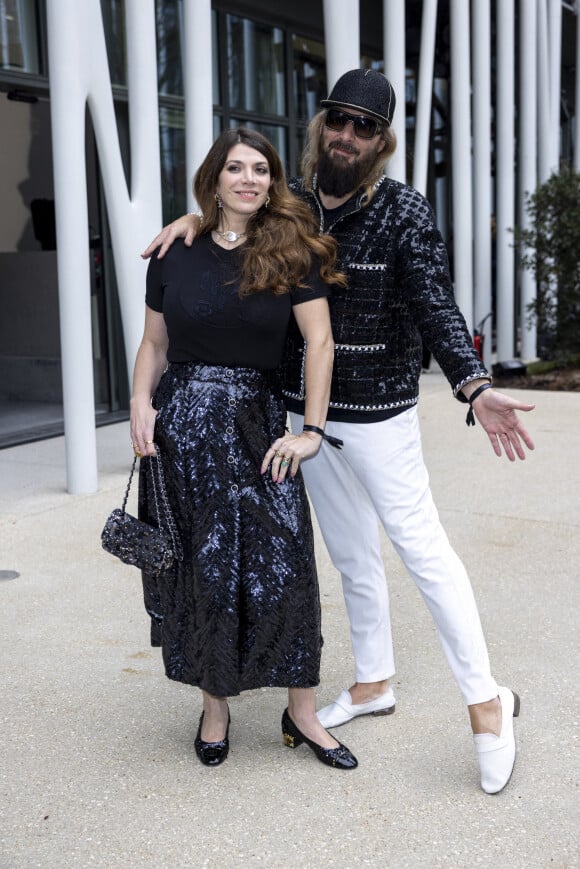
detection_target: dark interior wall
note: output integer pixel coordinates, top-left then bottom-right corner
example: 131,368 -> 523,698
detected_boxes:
0,96 -> 104,403
0,96 -> 54,253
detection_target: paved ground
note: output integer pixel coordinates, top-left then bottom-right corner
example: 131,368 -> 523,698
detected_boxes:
1,372 -> 578,869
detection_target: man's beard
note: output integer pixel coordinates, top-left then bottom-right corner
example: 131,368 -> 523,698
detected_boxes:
317,141 -> 379,198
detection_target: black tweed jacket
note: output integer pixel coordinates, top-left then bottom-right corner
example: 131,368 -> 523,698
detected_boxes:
282,175 -> 489,421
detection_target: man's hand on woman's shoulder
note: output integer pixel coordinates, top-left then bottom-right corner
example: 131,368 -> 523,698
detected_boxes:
141,213 -> 200,259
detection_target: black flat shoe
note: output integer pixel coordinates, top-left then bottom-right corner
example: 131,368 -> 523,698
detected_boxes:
194,710 -> 230,766
281,708 -> 358,770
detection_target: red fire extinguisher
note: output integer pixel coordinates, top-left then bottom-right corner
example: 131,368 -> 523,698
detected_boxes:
473,329 -> 483,360
473,313 -> 492,362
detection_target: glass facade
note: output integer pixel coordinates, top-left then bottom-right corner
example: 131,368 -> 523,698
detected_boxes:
153,8 -> 344,221
225,16 -> 285,116
159,105 -> 187,222
101,0 -> 127,87
292,33 -> 326,121
156,0 -> 184,96
0,0 -> 39,73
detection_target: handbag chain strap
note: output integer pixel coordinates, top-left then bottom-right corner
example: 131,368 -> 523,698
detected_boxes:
148,448 -> 183,561
120,457 -> 138,514
120,447 -> 183,561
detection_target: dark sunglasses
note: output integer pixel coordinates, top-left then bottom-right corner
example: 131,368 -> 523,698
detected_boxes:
325,108 -> 381,140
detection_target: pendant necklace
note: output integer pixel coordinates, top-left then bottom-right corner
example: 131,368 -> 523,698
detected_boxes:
215,228 -> 246,243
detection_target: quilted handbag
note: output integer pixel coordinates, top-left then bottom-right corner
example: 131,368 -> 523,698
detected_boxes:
101,447 -> 182,575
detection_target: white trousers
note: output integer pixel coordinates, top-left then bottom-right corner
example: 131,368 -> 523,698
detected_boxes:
290,408 -> 498,705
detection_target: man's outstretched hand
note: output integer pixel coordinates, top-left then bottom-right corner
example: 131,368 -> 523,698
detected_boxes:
141,214 -> 200,259
472,388 -> 535,461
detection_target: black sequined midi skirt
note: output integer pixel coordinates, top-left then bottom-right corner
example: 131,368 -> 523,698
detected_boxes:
138,362 -> 322,696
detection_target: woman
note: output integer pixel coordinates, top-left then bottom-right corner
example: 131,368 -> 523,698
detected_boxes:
130,128 -> 356,770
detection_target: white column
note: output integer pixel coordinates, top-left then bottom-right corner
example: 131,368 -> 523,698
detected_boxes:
125,2 -> 163,242
383,0 -> 406,182
305,62 -> 318,117
449,0 -> 473,326
184,0 -> 213,211
471,0 -> 493,369
495,0 -> 516,361
519,0 -> 538,361
537,0 -> 557,181
412,0 -> 438,196
88,3 -> 161,377
322,0 -> 360,90
548,0 -> 562,171
47,8 -> 98,494
274,28 -> 285,115
20,0 -> 39,71
243,20 -> 257,112
47,0 -> 162,493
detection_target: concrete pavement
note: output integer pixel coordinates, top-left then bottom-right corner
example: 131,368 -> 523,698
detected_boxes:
1,372 -> 578,868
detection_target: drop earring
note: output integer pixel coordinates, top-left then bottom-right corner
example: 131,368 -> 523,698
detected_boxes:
264,195 -> 270,209
215,192 -> 223,209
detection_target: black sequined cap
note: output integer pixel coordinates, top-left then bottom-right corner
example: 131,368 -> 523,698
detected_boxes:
321,68 -> 396,126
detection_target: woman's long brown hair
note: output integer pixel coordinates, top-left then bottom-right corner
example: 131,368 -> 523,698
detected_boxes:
193,127 -> 346,296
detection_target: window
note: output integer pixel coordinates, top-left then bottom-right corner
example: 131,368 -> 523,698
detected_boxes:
226,16 -> 285,117
159,106 -> 186,222
156,0 -> 184,97
292,34 -> 326,121
155,3 -> 220,101
101,0 -> 127,86
0,0 -> 39,73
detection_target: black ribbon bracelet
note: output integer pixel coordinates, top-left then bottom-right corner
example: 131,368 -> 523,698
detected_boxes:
465,382 -> 493,426
302,424 -> 344,450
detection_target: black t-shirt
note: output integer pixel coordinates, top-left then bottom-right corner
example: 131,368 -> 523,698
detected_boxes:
146,233 -> 330,370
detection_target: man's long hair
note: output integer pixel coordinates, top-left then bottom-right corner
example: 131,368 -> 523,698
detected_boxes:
301,111 -> 397,203
194,127 -> 346,296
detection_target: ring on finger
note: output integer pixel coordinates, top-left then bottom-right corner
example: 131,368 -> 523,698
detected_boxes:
280,458 -> 290,467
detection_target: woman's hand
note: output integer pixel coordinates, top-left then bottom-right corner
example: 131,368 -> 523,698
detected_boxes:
130,398 -> 158,458
261,431 -> 323,482
141,214 -> 200,260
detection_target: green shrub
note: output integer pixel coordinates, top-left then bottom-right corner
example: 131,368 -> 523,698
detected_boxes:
515,168 -> 580,358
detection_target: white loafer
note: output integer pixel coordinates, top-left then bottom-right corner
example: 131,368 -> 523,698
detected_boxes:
473,686 -> 520,794
317,687 -> 396,729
